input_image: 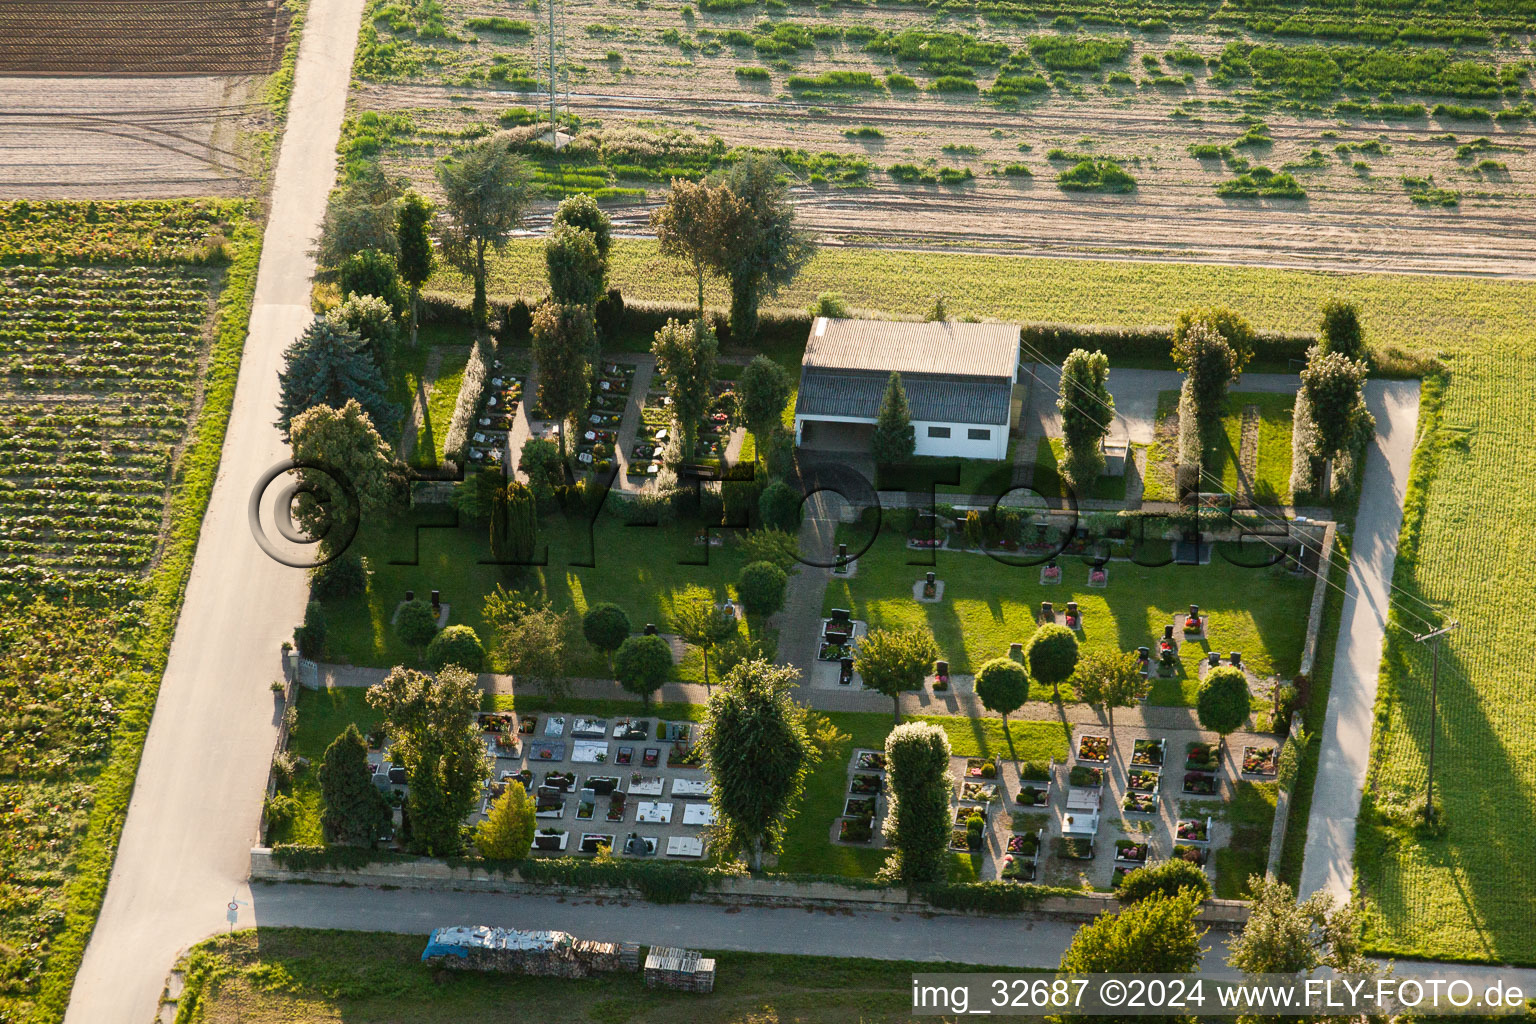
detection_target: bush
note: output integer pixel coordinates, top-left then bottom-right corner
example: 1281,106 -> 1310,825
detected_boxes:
293,600 -> 327,659
737,560 -> 789,617
1197,665 -> 1251,738
1025,623 -> 1079,690
309,552 -> 366,599
594,287 -> 625,338
759,479 -> 802,532
395,598 -> 439,651
1116,859 -> 1212,903
425,624 -> 485,672
808,291 -> 851,318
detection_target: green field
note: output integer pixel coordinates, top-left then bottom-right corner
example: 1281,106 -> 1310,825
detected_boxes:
434,239 -> 1536,962
1143,390 -> 1296,505
825,526 -> 1310,702
172,929 -> 1012,1024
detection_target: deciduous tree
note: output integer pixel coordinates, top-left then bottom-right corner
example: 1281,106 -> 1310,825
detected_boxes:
365,665 -> 486,856
674,598 -> 740,690
856,627 -> 940,723
531,301 -> 595,455
1073,650 -> 1147,730
287,399 -> 397,555
545,222 -> 605,312
737,355 -> 793,462
436,139 -> 535,330
717,155 -> 815,344
702,658 -> 814,870
552,192 -> 612,261
614,633 -> 673,708
395,189 -> 436,347
1025,623 -> 1079,696
315,163 -> 403,277
736,561 -> 788,618
1197,665 -> 1250,748
974,658 -> 1029,749
1060,890 -> 1205,975
484,589 -> 575,699
582,602 -> 631,666
1318,298 -> 1365,361
339,249 -> 407,319
326,292 -> 400,372
651,318 -> 718,461
651,177 -> 741,319
1058,348 -> 1114,491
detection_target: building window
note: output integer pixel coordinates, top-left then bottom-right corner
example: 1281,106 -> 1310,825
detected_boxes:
967,428 -> 991,441
927,426 -> 951,439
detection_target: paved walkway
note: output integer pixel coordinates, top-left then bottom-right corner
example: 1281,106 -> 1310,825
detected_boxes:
62,0 -> 365,1020
1298,379 -> 1421,903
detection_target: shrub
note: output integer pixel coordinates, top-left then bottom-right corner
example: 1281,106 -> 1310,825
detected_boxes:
1197,665 -> 1251,739
737,560 -> 789,617
425,624 -> 485,672
1115,859 -> 1212,903
582,602 -> 632,658
614,633 -> 673,705
883,722 -> 953,883
293,600 -> 327,659
477,783 -> 536,859
1025,623 -> 1079,691
759,479 -> 803,531
309,553 -> 366,599
1056,159 -> 1137,192
395,598 -> 440,651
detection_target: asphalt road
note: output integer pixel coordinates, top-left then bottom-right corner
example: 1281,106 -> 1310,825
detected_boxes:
1298,379 -> 1422,903
62,0 -> 365,1019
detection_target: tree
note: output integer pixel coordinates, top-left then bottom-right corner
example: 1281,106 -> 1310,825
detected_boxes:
276,318 -> 397,438
1073,650 -> 1147,730
1058,348 -> 1114,491
484,590 -> 574,699
545,222 -> 606,312
476,783 -> 536,860
1060,890 -> 1205,975
871,372 -> 915,466
395,598 -> 439,654
518,437 -> 564,497
531,301 -> 595,455
1198,665 -> 1251,747
718,155 -> 815,344
651,318 -> 718,461
737,355 -> 793,461
288,399 -> 397,555
425,624 -> 485,673
552,192 -> 612,262
365,665 -> 486,856
1173,306 -> 1256,375
737,560 -> 788,618
702,658 -> 814,870
614,633 -> 673,707
758,479 -> 802,532
674,598 -> 740,690
1025,623 -> 1079,696
856,627 -> 940,723
1116,860 -> 1211,904
974,658 -> 1029,751
1318,298 -> 1365,362
882,721 -> 952,884
315,163 -> 403,276
489,479 -> 538,567
435,138 -> 535,330
339,248 -> 407,319
293,600 -> 326,659
319,723 -> 391,846
651,177 -> 741,318
395,189 -> 436,347
1300,346 -> 1374,463
326,292 -> 400,372
582,603 -> 631,665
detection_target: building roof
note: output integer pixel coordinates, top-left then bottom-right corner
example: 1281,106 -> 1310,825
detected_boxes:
803,317 -> 1020,380
795,368 -> 1012,426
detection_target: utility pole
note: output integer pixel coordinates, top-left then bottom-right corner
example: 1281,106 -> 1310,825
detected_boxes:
547,0 -> 557,133
1413,620 -> 1458,819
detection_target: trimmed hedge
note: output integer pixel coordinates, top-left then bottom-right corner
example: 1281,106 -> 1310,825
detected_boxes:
440,334 -> 495,466
512,857 -> 745,904
271,843 -> 415,871
920,880 -> 1083,911
1020,321 -> 1313,367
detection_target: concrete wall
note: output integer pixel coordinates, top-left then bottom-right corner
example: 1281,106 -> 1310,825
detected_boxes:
249,848 -> 1250,927
913,419 -> 1008,460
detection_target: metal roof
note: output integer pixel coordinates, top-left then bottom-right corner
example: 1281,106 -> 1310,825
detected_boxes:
804,317 -> 1020,380
795,368 -> 1012,426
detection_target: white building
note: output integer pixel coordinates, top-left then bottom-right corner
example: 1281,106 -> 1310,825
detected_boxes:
792,317 -> 1021,461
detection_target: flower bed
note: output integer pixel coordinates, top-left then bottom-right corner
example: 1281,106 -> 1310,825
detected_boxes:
1054,836 -> 1095,860
1242,745 -> 1278,776
855,750 -> 886,772
1015,784 -> 1049,807
1018,760 -> 1052,783
1128,768 -> 1160,793
1115,839 -> 1149,863
1182,772 -> 1218,796
961,781 -> 998,803
1076,735 -> 1110,762
1185,741 -> 1220,773
1131,738 -> 1166,767
1172,843 -> 1207,866
850,773 -> 881,795
1006,832 -> 1041,857
838,816 -> 874,843
1176,817 -> 1211,843
965,757 -> 998,779
1069,765 -> 1104,788
818,642 -> 853,661
844,796 -> 876,817
1122,791 -> 1157,814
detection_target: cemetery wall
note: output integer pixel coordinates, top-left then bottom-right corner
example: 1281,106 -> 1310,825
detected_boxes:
248,847 -> 1250,926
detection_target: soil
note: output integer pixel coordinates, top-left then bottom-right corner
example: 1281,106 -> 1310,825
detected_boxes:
353,1 -> 1536,276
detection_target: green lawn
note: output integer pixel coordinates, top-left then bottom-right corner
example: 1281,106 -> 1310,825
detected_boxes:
1143,391 -> 1296,505
412,344 -> 470,467
428,239 -> 1536,962
1208,781 -> 1279,899
873,440 -> 1019,495
1032,437 -> 1129,502
318,511 -> 755,679
173,930 -> 1013,1024
825,528 -> 1310,703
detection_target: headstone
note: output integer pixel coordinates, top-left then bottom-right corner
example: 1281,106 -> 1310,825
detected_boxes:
1230,651 -> 1242,667
1067,601 -> 1079,617
839,657 -> 854,685
832,608 -> 851,623
405,589 -> 415,603
1208,651 -> 1220,667
1137,646 -> 1150,659
431,589 -> 441,609
925,571 -> 936,585
1189,603 -> 1200,620
1040,601 -> 1053,619
1009,642 -> 1023,661
935,659 -> 949,677
838,543 -> 848,560
1163,624 -> 1175,641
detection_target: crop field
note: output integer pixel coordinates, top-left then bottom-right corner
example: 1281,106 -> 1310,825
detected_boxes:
0,200 -> 260,1022
439,238 -> 1536,962
0,0 -> 291,76
346,0 -> 1536,272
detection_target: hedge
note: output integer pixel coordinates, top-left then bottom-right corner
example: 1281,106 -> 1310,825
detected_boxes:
920,880 -> 1084,911
440,333 -> 495,466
